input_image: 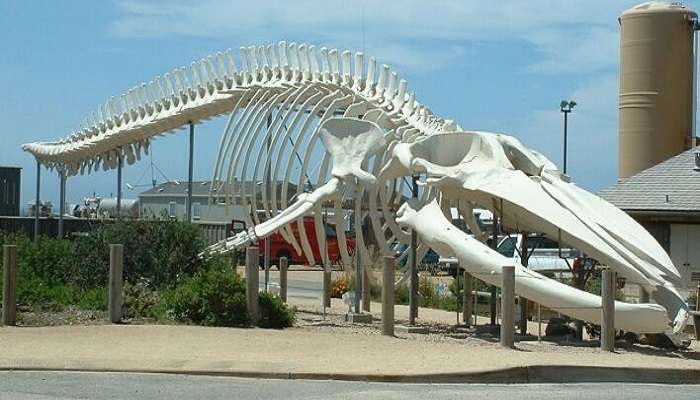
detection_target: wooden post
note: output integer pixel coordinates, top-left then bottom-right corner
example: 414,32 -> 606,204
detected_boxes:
462,270 -> 473,326
108,244 -> 124,323
362,266 -> 371,312
601,269 -> 616,352
500,266 -> 515,348
246,247 -> 259,325
279,256 -> 288,302
2,245 -> 17,326
382,256 -> 395,336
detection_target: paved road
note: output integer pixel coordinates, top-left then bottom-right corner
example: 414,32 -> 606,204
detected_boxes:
1,372 -> 698,400
258,271 -> 323,299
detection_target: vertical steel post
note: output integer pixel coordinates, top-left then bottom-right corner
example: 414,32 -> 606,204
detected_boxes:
601,269 -> 616,352
490,210 -> 498,325
323,263 -> 331,308
563,111 -> 568,174
520,234 -> 529,335
116,152 -> 123,221
2,245 -> 17,326
58,169 -> 66,239
34,159 -> 41,241
355,246 -> 362,313
382,256 -> 395,336
500,265 -> 515,348
186,122 -> 194,223
109,244 -> 124,323
264,114 -> 272,292
409,175 -> 419,325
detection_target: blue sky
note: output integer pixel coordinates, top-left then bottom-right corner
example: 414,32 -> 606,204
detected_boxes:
2,0 -> 696,210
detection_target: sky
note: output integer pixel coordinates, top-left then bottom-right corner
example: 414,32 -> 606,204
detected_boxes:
2,0 -> 697,211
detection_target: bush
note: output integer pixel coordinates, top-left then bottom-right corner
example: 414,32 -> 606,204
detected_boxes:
258,292 -> 295,328
160,256 -> 295,328
122,279 -> 161,320
161,257 -> 249,327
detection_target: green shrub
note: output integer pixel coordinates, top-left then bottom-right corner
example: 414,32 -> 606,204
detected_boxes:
161,258 -> 249,327
122,279 -> 161,319
258,292 -> 295,329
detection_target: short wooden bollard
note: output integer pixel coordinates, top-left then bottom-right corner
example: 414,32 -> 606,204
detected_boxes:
246,247 -> 260,324
382,256 -> 395,336
2,245 -> 18,326
500,266 -> 515,348
279,257 -> 288,302
462,270 -> 473,327
323,264 -> 331,307
108,244 -> 124,323
362,267 -> 371,312
601,269 -> 616,352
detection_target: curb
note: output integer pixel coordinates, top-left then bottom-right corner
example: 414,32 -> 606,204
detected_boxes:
2,365 -> 699,384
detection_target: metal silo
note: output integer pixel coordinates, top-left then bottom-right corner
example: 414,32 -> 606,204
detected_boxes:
619,2 -> 697,179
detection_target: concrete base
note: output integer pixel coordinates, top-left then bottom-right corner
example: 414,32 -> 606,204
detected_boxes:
395,325 -> 429,334
345,312 -> 373,324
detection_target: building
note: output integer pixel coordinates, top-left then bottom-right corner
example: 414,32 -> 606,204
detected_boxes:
0,166 -> 21,216
599,146 -> 700,294
138,181 -> 298,224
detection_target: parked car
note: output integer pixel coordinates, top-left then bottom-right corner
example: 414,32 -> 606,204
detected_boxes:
231,216 -> 355,268
395,243 -> 439,270
439,234 -> 586,278
496,234 -> 584,275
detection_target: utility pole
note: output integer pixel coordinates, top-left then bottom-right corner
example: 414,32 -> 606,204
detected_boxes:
186,122 -> 195,223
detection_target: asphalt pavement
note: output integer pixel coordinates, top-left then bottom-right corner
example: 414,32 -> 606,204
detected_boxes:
1,372 -> 698,400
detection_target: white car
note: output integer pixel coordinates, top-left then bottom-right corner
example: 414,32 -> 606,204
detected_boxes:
496,234 -> 582,275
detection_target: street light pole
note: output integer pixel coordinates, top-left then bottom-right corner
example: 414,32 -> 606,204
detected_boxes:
560,100 -> 576,175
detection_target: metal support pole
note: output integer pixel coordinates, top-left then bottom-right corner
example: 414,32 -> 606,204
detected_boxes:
264,238 -> 270,292
279,256 -> 288,302
537,303 -> 542,343
2,245 -> 17,326
462,270 -> 473,327
489,212 -> 498,325
354,248 -> 362,313
601,269 -> 616,352
323,264 -> 331,308
186,122 -> 194,223
264,116 -> 271,292
563,111 -> 568,174
34,159 -> 41,241
500,265 -> 515,348
116,153 -> 123,221
409,175 -> 419,325
382,256 -> 395,336
109,244 -> 124,323
246,246 -> 259,325
58,169 -> 66,239
520,234 -> 529,335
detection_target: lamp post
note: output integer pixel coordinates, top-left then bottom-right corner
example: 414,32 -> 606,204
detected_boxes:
560,100 -> 576,175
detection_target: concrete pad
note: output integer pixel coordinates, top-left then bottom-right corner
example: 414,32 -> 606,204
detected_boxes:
345,313 -> 373,324
396,325 -> 429,334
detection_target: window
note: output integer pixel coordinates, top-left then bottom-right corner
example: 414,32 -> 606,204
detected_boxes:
497,237 -> 517,257
193,202 -> 201,220
168,202 -> 177,218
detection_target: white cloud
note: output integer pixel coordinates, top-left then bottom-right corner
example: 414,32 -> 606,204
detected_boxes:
110,0 -> 642,75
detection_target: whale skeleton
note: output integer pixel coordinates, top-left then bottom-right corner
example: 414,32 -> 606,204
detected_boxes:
22,41 -> 689,343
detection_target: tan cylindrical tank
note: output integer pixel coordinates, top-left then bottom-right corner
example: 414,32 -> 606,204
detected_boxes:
619,2 -> 697,179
